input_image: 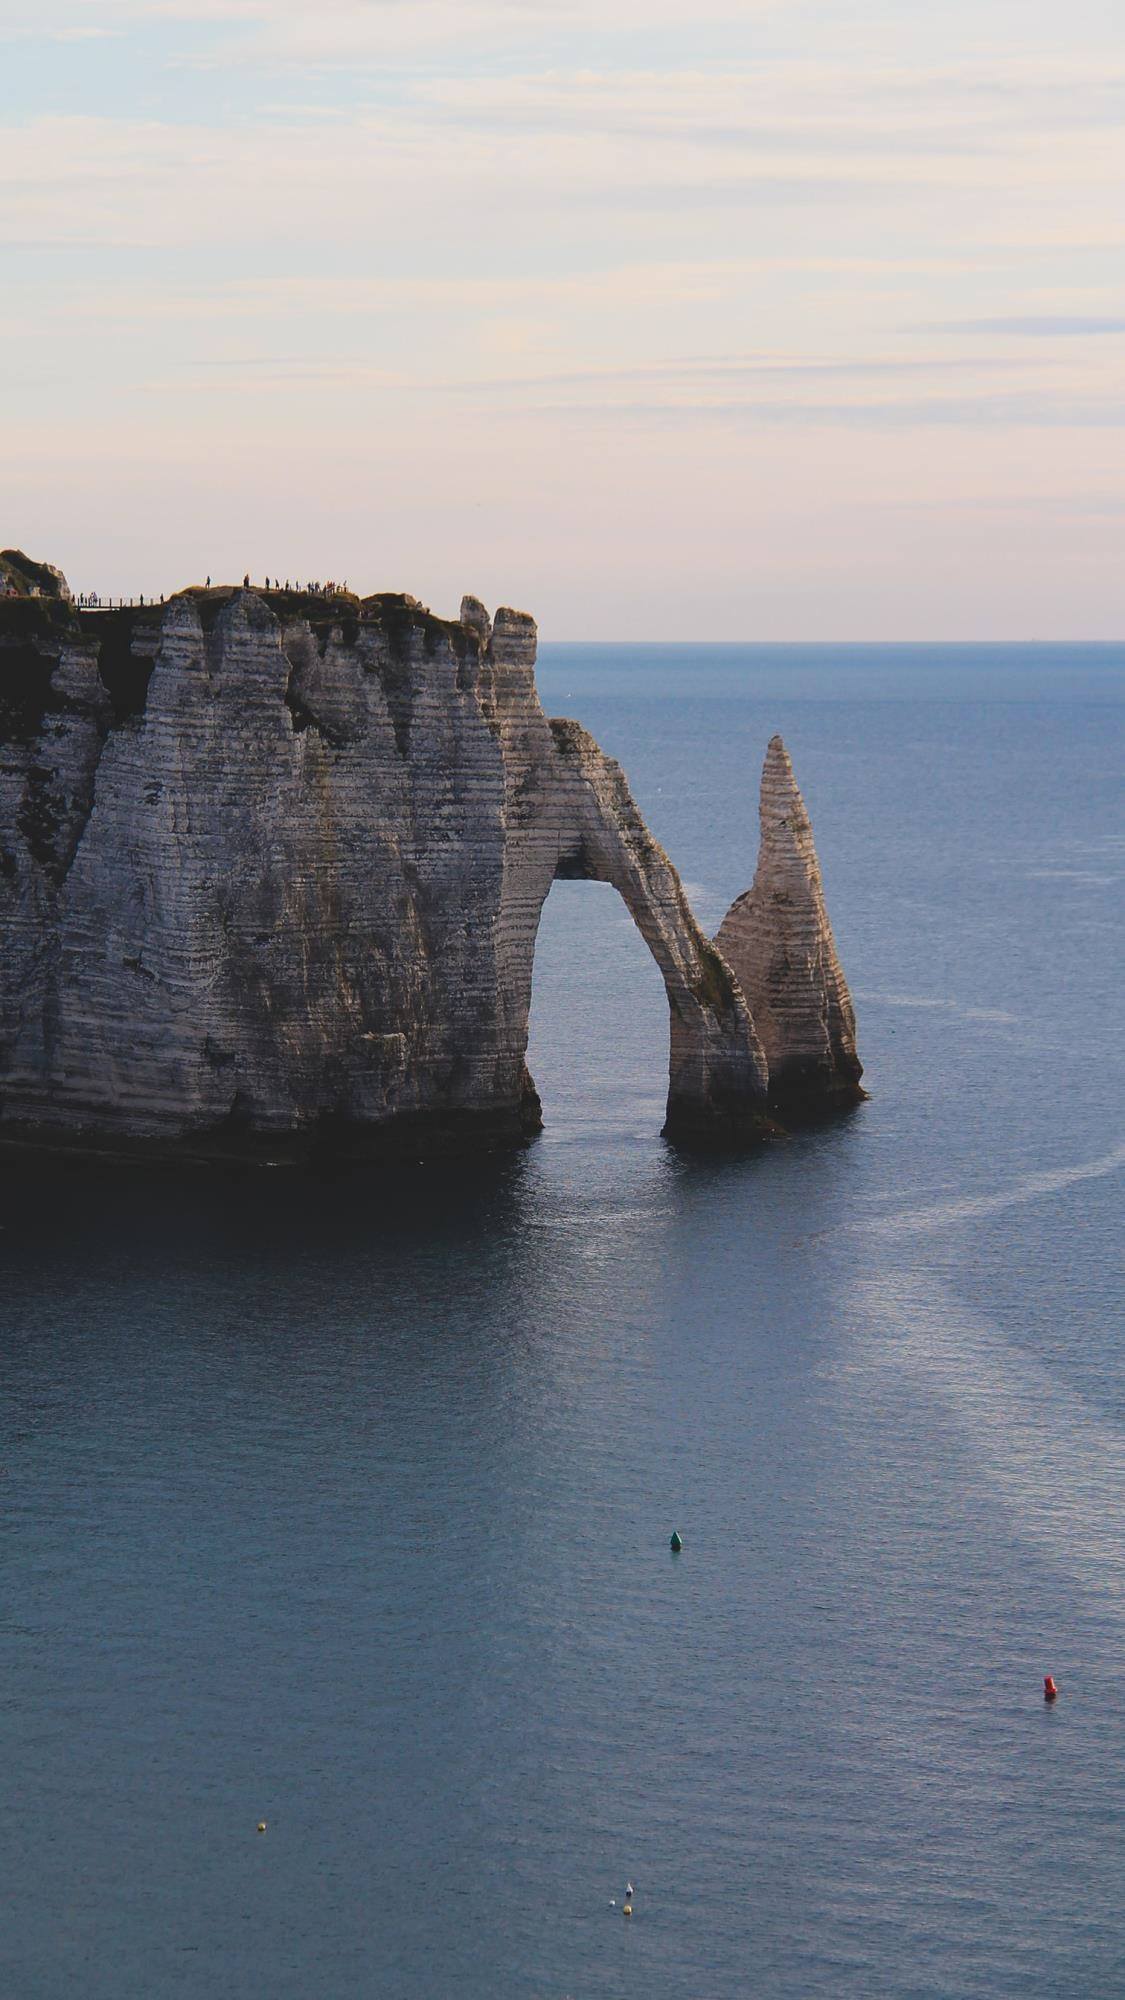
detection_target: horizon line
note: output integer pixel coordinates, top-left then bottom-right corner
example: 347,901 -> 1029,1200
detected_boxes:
539,635 -> 1125,647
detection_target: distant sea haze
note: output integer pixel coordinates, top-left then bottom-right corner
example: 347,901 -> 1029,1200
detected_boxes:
1,643 -> 1121,1999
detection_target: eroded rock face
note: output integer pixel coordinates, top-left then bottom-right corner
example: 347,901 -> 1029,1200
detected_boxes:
715,735 -> 863,1117
0,572 -> 772,1159
0,548 -> 73,601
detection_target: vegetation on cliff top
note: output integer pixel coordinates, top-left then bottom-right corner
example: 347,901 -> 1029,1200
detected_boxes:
1,549 -> 72,601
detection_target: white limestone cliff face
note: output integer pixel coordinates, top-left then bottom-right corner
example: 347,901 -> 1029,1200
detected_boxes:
715,735 -> 863,1116
0,578 -> 772,1158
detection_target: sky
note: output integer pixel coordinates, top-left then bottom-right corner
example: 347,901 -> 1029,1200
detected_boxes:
3,0 -> 1124,637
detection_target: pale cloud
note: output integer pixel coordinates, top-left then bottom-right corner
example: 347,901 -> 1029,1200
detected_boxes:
929,315 -> 1125,335
519,393 -> 1125,429
136,351 -> 1051,402
3,0 -> 1124,633
408,57 -> 1125,140
7,0 -> 782,53
4,76 -> 1121,254
38,24 -> 122,39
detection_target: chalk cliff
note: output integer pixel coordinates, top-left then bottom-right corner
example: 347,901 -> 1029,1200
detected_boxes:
715,735 -> 864,1117
0,563 -> 777,1160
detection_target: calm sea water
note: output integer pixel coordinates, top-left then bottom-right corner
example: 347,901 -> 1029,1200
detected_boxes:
2,644 -> 1122,1999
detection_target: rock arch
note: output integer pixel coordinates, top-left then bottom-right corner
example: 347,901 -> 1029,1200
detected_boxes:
0,575 -> 776,1159
480,606 -> 770,1144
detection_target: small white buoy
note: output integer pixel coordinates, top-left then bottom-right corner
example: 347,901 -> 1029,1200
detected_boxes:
257,1821 -> 267,1834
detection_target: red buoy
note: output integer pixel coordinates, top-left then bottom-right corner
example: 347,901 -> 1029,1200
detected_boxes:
1044,1675 -> 1058,1702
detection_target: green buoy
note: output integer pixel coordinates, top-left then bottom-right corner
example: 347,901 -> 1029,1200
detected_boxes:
670,1530 -> 683,1553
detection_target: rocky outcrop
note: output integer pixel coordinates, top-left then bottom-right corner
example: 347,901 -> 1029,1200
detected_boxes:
0,568 -> 774,1160
715,735 -> 863,1117
0,547 -> 73,601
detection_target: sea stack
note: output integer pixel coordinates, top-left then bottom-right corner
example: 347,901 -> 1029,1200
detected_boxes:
715,735 -> 864,1118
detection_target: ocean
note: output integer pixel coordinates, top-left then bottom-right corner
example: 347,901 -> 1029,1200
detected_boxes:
1,643 -> 1122,1998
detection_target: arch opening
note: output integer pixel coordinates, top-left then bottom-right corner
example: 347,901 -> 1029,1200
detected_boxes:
490,710 -> 770,1149
525,876 -> 671,1140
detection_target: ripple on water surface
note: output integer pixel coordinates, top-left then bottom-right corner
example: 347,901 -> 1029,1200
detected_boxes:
1,647 -> 1123,1998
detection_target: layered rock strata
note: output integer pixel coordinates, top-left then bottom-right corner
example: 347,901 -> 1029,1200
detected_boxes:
0,570 -> 774,1159
715,735 -> 864,1117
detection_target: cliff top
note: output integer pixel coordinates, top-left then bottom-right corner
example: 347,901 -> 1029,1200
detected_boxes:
0,560 -> 531,656
0,561 -> 538,743
0,549 -> 73,603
